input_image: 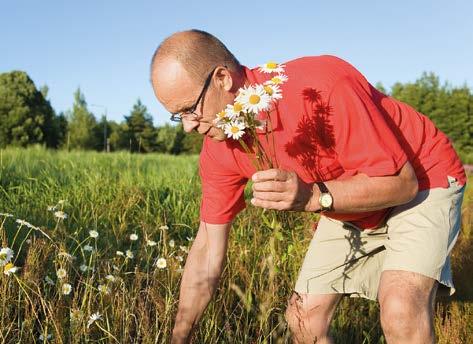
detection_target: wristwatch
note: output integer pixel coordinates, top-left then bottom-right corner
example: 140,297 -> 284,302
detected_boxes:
315,182 -> 333,212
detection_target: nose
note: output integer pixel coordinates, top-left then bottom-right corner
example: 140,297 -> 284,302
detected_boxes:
182,118 -> 200,133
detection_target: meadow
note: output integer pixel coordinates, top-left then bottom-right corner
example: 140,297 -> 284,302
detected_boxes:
1,147 -> 472,343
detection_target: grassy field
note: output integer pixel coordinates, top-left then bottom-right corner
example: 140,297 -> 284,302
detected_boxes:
1,147 -> 472,343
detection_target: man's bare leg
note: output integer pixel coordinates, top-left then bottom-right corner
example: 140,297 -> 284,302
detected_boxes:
285,292 -> 342,344
378,270 -> 438,344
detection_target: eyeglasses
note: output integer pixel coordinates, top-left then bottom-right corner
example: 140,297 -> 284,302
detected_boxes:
169,66 -> 218,122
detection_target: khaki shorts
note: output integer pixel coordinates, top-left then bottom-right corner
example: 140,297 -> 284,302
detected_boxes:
294,176 -> 466,301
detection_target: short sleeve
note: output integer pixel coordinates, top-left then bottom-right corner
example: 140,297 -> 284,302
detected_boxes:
328,76 -> 407,176
199,139 -> 248,224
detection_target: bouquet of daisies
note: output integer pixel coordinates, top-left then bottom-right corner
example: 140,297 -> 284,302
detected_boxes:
213,61 -> 288,170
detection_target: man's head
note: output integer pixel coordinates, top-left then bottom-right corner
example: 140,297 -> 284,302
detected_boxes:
150,30 -> 245,141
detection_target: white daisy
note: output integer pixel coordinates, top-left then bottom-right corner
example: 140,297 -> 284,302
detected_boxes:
79,264 -> 88,272
146,239 -> 157,247
39,333 -> 53,341
176,255 -> 184,262
3,263 -> 19,275
0,247 -> 14,266
129,233 -> 138,241
47,205 -> 56,212
125,250 -> 134,259
179,245 -> 189,253
265,74 -> 288,85
263,84 -> 282,101
236,85 -> 271,113
155,258 -> 167,269
224,121 -> 247,140
105,274 -> 116,282
259,61 -> 286,74
168,240 -> 175,248
56,268 -> 67,279
98,284 -> 110,294
159,225 -> 169,230
89,230 -> 99,238
83,245 -> 94,252
54,211 -> 68,220
15,219 -> 28,226
116,250 -> 124,256
62,283 -> 72,295
0,213 -> 13,217
87,312 -> 102,328
225,102 -> 244,119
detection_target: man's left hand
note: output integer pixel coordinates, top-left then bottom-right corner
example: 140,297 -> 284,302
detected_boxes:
251,169 -> 316,211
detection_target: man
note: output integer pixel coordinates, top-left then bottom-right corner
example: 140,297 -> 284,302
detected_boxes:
150,29 -> 466,343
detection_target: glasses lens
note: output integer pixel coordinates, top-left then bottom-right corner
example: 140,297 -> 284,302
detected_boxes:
170,114 -> 182,122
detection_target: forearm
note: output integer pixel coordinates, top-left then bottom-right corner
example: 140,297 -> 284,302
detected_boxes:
308,163 -> 419,213
172,221 -> 230,343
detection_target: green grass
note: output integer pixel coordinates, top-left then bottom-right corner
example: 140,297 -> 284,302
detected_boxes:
0,147 -> 472,343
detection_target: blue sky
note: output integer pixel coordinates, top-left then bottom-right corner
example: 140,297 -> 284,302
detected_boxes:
1,0 -> 472,125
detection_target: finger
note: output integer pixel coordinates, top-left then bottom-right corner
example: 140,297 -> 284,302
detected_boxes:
250,198 -> 286,210
252,191 -> 285,202
252,169 -> 288,182
252,180 -> 286,192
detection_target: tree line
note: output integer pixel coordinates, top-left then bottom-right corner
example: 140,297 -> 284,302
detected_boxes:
0,70 -> 472,160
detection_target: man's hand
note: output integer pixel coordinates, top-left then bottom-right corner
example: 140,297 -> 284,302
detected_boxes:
251,169 -> 317,211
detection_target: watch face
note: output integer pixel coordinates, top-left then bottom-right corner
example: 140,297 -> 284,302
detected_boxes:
320,193 -> 333,208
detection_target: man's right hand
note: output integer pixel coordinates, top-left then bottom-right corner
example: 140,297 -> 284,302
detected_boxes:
171,221 -> 231,343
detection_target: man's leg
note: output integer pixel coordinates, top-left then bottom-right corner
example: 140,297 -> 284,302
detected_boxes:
285,292 -> 342,344
378,270 -> 438,344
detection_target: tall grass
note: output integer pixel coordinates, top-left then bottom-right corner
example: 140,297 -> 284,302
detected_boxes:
0,147 -> 472,343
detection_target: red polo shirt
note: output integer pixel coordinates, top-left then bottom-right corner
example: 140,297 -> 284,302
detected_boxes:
199,55 -> 466,229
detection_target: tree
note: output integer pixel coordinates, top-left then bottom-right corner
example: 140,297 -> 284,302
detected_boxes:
66,88 -> 99,150
0,71 -> 60,148
124,99 -> 156,153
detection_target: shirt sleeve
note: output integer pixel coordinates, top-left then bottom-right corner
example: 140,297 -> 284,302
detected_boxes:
328,76 -> 407,176
199,139 -> 248,224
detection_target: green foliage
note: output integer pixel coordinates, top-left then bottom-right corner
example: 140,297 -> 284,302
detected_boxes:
124,99 -> 157,153
0,71 -> 60,148
66,88 -> 99,150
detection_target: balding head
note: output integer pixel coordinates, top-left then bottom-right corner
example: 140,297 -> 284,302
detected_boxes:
150,29 -> 242,85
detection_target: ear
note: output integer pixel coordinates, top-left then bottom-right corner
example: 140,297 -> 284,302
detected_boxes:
213,66 -> 233,92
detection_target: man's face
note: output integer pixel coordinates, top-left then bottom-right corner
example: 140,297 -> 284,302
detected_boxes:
151,59 -> 231,141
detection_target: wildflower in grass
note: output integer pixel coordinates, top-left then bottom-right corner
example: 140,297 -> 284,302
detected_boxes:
45,276 -> 55,286
176,255 -> 184,262
98,284 -> 110,295
105,274 -> 116,282
169,240 -> 175,248
0,247 -> 14,266
15,219 -> 29,226
159,225 -> 169,230
62,283 -> 72,295
87,312 -> 102,328
125,250 -> 134,259
58,200 -> 65,205
0,213 -> 13,217
39,334 -> 52,341
179,245 -> 189,254
83,244 -> 94,252
54,211 -> 68,220
89,230 -> 99,238
259,61 -> 286,74
186,236 -> 194,242
146,239 -> 157,247
116,250 -> 124,256
56,268 -> 67,279
155,257 -> 167,269
129,233 -> 138,241
79,264 -> 88,272
4,262 -> 19,275
47,206 -> 56,212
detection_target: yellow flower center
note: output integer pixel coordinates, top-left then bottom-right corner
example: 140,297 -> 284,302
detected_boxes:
231,126 -> 240,134
4,262 -> 14,273
266,62 -> 278,69
264,86 -> 273,95
217,110 -> 226,118
271,77 -> 281,84
233,102 -> 243,112
249,95 -> 261,105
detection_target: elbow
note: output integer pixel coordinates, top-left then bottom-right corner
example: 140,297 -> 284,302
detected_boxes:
404,176 -> 418,204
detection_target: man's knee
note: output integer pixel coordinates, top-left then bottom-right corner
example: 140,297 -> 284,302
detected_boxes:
285,292 -> 340,336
